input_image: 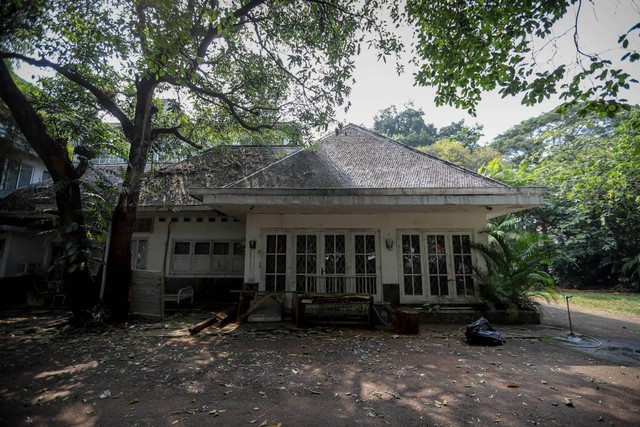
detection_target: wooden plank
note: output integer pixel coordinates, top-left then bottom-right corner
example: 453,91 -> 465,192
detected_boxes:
239,292 -> 275,321
130,270 -> 164,319
189,304 -> 237,335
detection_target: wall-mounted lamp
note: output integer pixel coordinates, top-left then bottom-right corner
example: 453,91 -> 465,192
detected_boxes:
385,238 -> 394,250
249,240 -> 257,249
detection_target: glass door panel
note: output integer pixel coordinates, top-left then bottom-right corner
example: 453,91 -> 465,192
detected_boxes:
426,234 -> 449,296
354,234 -> 377,294
401,234 -> 423,296
296,234 -> 317,292
265,234 -> 287,292
324,234 -> 346,292
452,234 -> 475,297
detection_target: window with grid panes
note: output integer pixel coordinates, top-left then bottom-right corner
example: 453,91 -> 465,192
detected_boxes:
401,234 -> 423,296
213,242 -> 229,255
174,241 -> 191,255
426,234 -> 449,296
194,242 -> 210,255
131,239 -> 148,270
354,234 -> 377,294
452,234 -> 475,296
265,235 -> 287,292
324,234 -> 346,292
233,242 -> 245,255
193,241 -> 212,273
172,241 -> 192,272
295,235 -> 317,292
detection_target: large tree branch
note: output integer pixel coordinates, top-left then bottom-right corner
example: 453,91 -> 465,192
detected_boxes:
0,51 -> 134,137
188,84 -> 276,132
0,61 -> 76,181
150,126 -> 203,149
195,0 -> 267,59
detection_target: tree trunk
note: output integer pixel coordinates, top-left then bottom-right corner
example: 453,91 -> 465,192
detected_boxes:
102,77 -> 158,320
103,205 -> 135,320
55,180 -> 99,319
0,61 -> 97,320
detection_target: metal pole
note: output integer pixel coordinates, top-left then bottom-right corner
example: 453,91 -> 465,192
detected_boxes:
565,295 -> 575,337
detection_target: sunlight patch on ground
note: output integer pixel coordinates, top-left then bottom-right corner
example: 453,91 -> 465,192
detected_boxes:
34,360 -> 99,380
53,402 -> 98,426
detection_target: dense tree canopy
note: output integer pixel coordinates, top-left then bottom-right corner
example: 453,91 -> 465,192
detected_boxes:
372,104 -> 483,148
420,139 -> 500,171
484,107 -> 640,289
490,105 -> 629,163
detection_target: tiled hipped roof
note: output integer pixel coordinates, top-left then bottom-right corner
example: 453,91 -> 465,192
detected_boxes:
139,145 -> 300,206
227,124 -> 506,189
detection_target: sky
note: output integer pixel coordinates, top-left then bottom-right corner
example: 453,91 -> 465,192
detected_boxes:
12,1 -> 639,146
336,0 -> 640,145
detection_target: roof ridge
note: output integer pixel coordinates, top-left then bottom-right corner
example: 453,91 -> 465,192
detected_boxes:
223,146 -> 307,188
158,144 -> 301,173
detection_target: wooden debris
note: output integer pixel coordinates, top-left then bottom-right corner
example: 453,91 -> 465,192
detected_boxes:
188,304 -> 237,335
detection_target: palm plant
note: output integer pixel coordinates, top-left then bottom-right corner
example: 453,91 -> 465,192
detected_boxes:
472,222 -> 559,314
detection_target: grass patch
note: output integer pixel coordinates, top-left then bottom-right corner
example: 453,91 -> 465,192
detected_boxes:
560,290 -> 640,317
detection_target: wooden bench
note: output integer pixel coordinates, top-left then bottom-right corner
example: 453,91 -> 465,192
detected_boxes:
164,286 -> 194,307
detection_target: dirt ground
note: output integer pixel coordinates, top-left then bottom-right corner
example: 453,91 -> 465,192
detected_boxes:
0,301 -> 639,427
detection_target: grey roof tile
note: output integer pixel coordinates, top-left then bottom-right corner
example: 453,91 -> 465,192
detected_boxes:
139,145 -> 301,206
228,124 -> 506,189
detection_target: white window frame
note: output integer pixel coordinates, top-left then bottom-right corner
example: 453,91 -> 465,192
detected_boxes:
397,230 -> 478,304
131,238 -> 149,270
261,229 -> 382,299
169,239 -> 244,277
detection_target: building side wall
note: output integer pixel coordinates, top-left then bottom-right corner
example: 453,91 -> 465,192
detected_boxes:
0,231 -> 52,277
133,213 -> 246,302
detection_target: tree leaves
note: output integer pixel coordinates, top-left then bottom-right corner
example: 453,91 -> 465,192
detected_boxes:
404,1 -> 639,117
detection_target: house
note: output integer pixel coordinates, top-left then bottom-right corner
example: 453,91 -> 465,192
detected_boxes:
0,124 -> 544,311
0,165 -> 122,297
133,124 -> 544,309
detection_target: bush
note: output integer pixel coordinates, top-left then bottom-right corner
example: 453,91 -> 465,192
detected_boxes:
472,226 -> 559,313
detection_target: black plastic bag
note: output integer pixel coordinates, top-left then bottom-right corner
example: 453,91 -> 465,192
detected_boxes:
465,317 -> 505,345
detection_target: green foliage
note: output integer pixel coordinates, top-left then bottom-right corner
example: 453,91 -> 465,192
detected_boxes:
491,104 -> 631,163
373,103 -> 483,148
436,119 -> 484,150
621,253 -> 640,280
2,0 -> 403,160
418,138 -> 500,171
534,109 -> 640,287
478,157 -> 537,187
485,106 -> 640,289
373,103 -> 438,147
419,138 -> 471,167
472,219 -> 559,313
403,1 -> 639,116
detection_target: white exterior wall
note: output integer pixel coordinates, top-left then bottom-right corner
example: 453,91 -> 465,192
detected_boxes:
133,214 -> 246,277
0,231 -> 54,277
244,211 -> 490,304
